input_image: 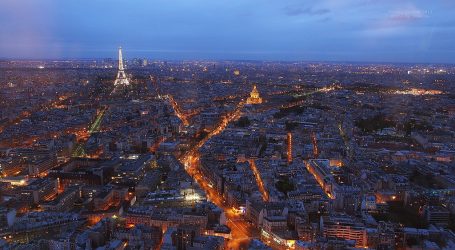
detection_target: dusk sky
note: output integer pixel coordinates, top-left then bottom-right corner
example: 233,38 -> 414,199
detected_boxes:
1,0 -> 454,63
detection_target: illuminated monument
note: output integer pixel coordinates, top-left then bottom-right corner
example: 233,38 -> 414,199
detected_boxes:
114,47 -> 130,87
246,84 -> 263,104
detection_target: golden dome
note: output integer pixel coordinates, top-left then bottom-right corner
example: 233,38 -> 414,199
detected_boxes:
247,84 -> 262,104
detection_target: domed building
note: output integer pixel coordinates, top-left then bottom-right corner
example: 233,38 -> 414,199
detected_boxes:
246,84 -> 263,104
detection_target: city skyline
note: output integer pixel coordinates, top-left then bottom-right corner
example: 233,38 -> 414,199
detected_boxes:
1,0 -> 455,63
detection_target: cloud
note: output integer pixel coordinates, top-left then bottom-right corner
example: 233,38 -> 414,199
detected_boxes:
318,17 -> 331,23
376,6 -> 429,30
388,9 -> 427,23
284,6 -> 330,16
360,4 -> 429,38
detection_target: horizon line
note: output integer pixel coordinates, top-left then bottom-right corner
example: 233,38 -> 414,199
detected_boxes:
0,57 -> 454,66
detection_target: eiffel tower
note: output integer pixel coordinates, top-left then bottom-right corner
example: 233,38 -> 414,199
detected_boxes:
114,47 -> 130,86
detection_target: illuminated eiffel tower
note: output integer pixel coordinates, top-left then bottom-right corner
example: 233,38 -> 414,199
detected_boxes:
114,47 -> 130,86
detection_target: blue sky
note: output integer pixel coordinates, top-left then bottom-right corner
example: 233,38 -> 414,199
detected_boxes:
1,0 -> 454,63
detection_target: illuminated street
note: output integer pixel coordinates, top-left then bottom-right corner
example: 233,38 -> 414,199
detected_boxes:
175,99 -> 260,249
248,159 -> 269,202
72,106 -> 108,157
167,94 -> 190,126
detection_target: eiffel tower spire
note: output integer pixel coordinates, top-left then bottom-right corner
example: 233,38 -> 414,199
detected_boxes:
114,47 -> 130,86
